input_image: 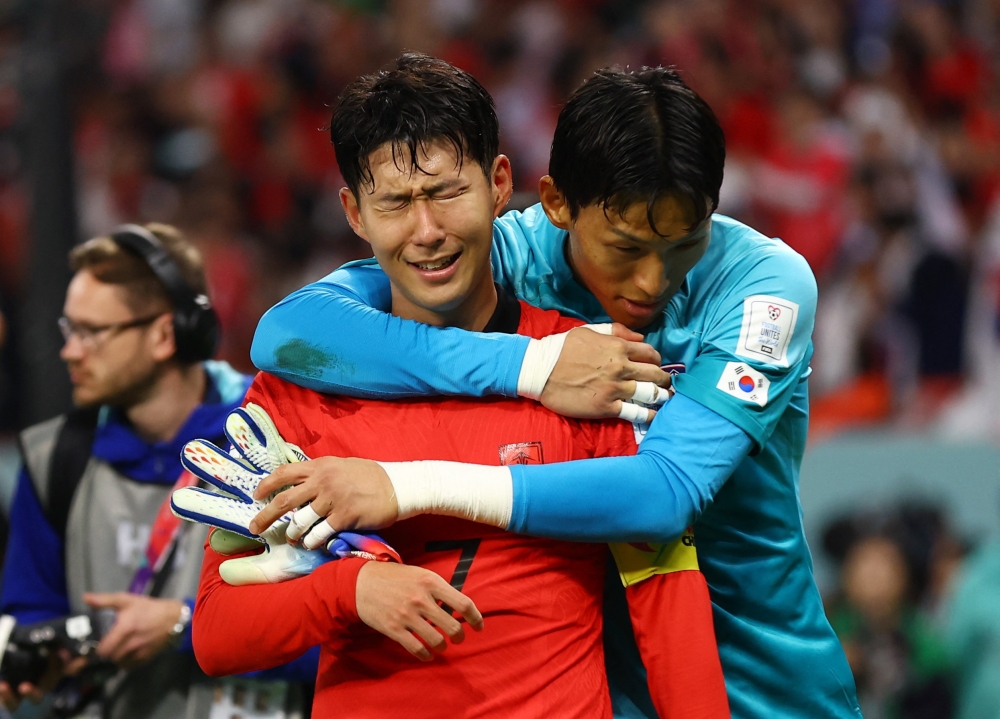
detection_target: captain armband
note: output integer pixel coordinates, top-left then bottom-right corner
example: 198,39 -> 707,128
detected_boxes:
609,527 -> 700,588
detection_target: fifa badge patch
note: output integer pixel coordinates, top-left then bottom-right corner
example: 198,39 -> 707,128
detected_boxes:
735,295 -> 799,366
499,442 -> 544,465
716,362 -> 770,406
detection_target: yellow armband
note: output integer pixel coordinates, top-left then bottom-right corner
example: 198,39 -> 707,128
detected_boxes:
609,528 -> 699,587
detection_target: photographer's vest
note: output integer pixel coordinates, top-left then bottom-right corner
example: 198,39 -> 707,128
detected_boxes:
20,412 -> 213,719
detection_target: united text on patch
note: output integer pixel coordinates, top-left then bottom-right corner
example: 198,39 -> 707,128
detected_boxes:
735,295 -> 799,366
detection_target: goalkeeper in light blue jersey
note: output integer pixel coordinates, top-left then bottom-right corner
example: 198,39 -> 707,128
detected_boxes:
249,65 -> 862,719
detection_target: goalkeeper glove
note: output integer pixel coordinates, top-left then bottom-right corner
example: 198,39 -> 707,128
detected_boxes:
171,404 -> 400,585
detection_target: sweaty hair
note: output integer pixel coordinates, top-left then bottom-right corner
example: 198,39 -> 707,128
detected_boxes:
331,53 -> 500,197
549,66 -> 726,235
69,223 -> 207,315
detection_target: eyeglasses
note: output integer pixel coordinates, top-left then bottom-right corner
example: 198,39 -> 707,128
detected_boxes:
58,314 -> 162,350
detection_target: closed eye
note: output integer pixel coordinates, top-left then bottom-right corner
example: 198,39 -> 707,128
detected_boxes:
432,187 -> 468,201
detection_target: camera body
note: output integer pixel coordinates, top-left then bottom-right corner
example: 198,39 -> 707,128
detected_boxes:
0,612 -> 105,687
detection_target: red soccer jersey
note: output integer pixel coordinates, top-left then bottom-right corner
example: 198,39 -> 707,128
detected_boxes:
193,294 -> 728,719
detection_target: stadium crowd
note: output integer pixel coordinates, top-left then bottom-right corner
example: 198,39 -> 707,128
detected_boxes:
0,1 -> 999,718
1,0 -> 999,438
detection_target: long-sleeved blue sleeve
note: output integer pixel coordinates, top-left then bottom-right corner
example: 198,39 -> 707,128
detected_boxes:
507,394 -> 752,543
250,264 -> 529,398
0,469 -> 71,623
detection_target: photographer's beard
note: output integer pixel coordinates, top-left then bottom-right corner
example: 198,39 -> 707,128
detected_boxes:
66,342 -> 169,411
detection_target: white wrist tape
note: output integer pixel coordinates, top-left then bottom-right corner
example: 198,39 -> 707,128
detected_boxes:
516,334 -> 567,400
378,461 -> 513,529
516,323 -> 614,400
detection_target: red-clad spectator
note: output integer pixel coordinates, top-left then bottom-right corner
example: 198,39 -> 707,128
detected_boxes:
190,63 -> 266,175
2,0 -> 997,442
752,92 -> 851,278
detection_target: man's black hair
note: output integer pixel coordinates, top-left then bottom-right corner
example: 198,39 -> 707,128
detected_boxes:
549,66 -> 726,235
331,53 -> 500,197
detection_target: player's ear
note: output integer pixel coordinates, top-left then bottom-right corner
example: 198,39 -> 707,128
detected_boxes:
339,187 -> 370,243
489,155 -> 513,219
538,176 -> 571,230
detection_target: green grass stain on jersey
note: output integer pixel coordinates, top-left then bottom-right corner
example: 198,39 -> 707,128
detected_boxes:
274,339 -> 356,378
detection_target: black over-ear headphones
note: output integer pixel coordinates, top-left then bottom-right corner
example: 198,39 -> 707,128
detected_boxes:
109,224 -> 220,363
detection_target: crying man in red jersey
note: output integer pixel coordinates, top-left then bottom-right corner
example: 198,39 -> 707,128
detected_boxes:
193,54 -> 729,719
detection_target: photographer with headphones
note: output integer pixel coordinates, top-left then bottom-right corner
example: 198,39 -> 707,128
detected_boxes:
0,223 -> 292,717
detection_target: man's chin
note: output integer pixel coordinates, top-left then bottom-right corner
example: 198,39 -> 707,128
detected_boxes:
609,309 -> 662,331
612,299 -> 668,330
71,382 -> 121,408
71,388 -> 103,408
621,317 -> 658,331
405,281 -> 472,317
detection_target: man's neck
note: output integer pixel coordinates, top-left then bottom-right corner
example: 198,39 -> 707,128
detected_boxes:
391,279 -> 499,331
125,363 -> 207,443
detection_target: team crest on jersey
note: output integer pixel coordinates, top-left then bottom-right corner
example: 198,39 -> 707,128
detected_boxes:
660,363 -> 686,375
735,294 -> 799,367
499,442 -> 544,465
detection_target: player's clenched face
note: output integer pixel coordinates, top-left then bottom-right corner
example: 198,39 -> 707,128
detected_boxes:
341,141 -> 513,329
539,177 -> 711,330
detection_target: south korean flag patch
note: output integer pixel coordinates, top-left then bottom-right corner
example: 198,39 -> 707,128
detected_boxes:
716,362 -> 770,407
735,295 -> 799,367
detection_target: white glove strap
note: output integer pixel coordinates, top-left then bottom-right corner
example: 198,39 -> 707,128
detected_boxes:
378,461 -> 513,529
516,323 -> 614,400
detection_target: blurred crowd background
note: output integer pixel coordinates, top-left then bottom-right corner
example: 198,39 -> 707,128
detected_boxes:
1,0 -> 1000,718
3,0 -> 1000,434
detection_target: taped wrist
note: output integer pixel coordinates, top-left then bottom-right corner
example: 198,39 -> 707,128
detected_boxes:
377,461 -> 513,529
516,323 -> 614,400
516,334 -> 566,400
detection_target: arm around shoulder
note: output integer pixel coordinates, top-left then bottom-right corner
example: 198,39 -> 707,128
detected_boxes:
505,394 -> 752,543
250,265 -> 529,398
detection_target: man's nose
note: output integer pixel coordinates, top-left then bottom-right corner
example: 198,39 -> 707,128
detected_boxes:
411,201 -> 447,246
633,256 -> 669,299
59,333 -> 85,361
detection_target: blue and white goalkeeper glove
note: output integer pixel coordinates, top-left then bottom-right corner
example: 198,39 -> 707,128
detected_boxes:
170,403 -> 400,585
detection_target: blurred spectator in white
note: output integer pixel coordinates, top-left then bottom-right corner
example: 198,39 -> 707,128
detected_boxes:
937,199 -> 1000,441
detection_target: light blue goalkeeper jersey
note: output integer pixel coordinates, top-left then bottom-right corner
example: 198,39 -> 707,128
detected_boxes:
252,205 -> 862,719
